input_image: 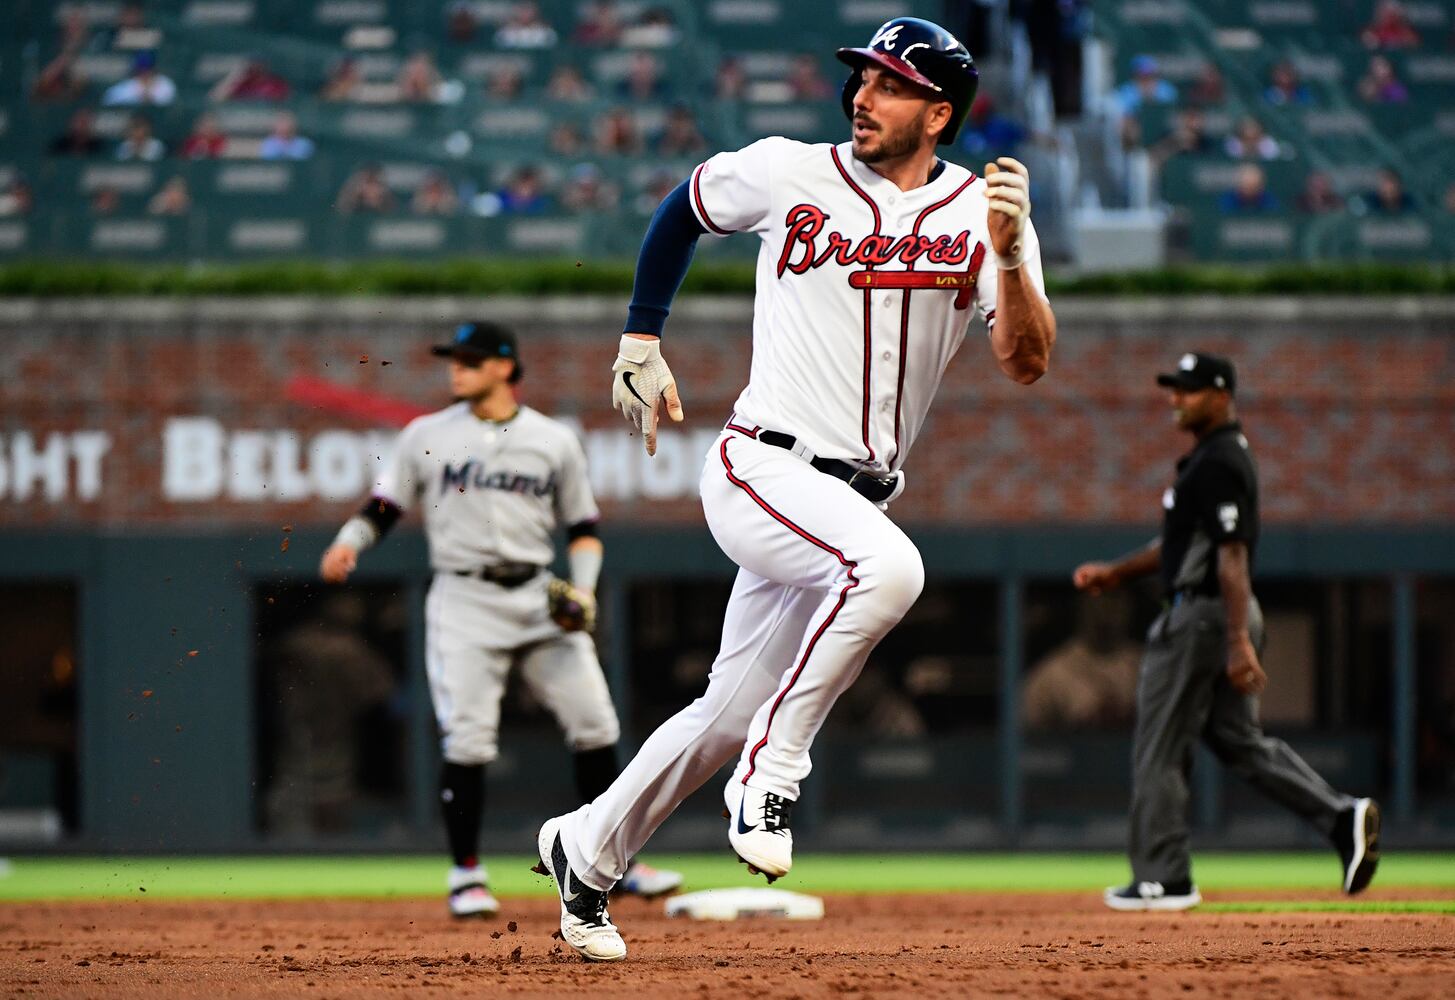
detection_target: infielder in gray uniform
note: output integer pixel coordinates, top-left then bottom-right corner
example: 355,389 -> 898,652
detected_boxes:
320,321 -> 681,917
1074,352 -> 1379,911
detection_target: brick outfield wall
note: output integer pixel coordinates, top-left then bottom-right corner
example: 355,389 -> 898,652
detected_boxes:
0,296 -> 1452,530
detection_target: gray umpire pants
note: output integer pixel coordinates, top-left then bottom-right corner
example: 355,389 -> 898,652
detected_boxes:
1129,594 -> 1355,884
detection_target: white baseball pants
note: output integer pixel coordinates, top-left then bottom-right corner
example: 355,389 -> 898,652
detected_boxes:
560,427 -> 923,889
425,572 -> 620,766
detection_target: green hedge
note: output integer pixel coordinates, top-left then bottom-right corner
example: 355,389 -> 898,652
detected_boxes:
1,259 -> 1452,296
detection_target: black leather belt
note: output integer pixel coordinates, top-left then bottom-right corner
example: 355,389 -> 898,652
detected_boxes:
757,430 -> 898,504
454,563 -> 542,588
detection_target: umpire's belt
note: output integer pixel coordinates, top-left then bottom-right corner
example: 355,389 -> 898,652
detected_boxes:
454,563 -> 542,588
756,430 -> 899,504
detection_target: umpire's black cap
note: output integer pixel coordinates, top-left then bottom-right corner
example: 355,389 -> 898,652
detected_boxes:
432,320 -> 523,382
1157,351 -> 1235,394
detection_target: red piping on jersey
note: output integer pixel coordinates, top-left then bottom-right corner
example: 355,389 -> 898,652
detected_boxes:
692,163 -> 732,236
830,146 -> 881,464
889,173 -> 977,467
725,413 -> 760,438
719,437 -> 860,785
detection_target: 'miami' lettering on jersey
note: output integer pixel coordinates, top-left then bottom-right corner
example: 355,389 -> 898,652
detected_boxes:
440,460 -> 557,497
776,203 -> 973,277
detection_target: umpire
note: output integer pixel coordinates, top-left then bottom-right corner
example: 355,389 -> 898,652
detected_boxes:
1073,352 -> 1380,911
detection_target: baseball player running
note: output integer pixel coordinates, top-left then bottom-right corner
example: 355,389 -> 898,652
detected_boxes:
1075,352 -> 1379,911
532,17 -> 1056,961
320,321 -> 681,919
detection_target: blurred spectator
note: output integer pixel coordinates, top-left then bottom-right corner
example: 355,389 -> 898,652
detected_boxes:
49,109 -> 106,156
446,1 -> 479,43
114,114 -> 165,161
633,167 -> 678,215
147,176 -> 191,216
595,108 -> 643,155
1218,163 -> 1278,213
618,52 -> 665,101
1363,167 -> 1413,213
714,57 -> 748,100
622,6 -> 678,48
657,105 -> 707,157
1113,55 -> 1176,114
1361,0 -> 1420,49
32,6 -> 90,101
1296,171 -> 1345,213
1186,63 -> 1226,108
495,2 -> 558,49
497,165 -> 552,214
548,122 -> 587,157
1264,60 -> 1311,107
397,51 -> 444,102
959,94 -> 1026,158
102,51 -> 176,106
321,58 -> 362,101
336,164 -> 397,214
487,64 -> 526,101
786,54 -> 833,100
0,177 -> 33,217
98,2 -> 159,51
412,171 -> 460,215
547,65 -> 596,102
1149,108 -> 1212,166
31,50 -> 87,103
1022,593 -> 1140,730
1223,116 -> 1282,160
259,112 -> 315,160
262,594 -> 396,835
210,57 -> 291,102
573,0 -> 622,45
180,113 -> 228,158
559,163 -> 620,213
90,187 -> 121,215
1358,54 -> 1409,103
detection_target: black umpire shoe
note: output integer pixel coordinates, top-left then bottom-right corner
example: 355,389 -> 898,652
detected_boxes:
1333,797 -> 1381,894
531,815 -> 627,962
1103,879 -> 1202,911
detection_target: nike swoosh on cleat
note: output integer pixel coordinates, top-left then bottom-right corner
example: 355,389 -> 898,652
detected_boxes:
736,799 -> 757,836
621,371 -> 649,406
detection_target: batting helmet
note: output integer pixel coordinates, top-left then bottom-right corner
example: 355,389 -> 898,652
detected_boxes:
836,17 -> 979,146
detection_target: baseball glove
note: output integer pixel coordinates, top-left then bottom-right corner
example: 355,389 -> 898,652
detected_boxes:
547,577 -> 597,633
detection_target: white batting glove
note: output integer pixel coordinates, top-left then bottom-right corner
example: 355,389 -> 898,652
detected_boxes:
984,156 -> 1031,269
611,334 -> 684,456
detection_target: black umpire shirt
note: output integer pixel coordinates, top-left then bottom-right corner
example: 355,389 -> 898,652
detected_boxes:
1159,421 -> 1260,599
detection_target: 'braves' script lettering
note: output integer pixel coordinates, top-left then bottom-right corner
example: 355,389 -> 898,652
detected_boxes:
777,204 -> 971,277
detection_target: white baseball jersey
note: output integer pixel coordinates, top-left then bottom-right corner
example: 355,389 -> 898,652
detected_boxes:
374,403 -> 598,572
687,137 -> 1047,474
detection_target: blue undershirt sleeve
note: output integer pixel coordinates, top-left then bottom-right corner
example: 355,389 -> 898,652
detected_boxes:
624,179 -> 708,337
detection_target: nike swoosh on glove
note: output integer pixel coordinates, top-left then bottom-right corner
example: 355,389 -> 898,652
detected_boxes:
984,156 -> 1031,268
611,334 -> 684,456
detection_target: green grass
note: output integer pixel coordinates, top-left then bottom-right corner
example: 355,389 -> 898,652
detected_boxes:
2,852 -> 1453,903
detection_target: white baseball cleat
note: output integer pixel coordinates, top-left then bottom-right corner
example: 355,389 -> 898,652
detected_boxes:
1103,879 -> 1202,912
1335,797 -> 1381,894
724,781 -> 795,883
447,865 -> 500,918
619,860 -> 684,898
531,816 -> 627,962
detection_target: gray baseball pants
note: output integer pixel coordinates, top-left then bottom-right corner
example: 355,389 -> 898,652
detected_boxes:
1129,593 -> 1355,884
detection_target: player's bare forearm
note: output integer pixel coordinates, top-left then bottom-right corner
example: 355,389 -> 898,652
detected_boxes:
991,266 -> 1055,384
567,536 -> 604,558
1074,538 -> 1159,593
1217,542 -> 1254,643
1218,541 -> 1267,694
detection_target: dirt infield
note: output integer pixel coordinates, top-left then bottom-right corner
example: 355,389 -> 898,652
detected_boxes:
3,892 -> 1452,999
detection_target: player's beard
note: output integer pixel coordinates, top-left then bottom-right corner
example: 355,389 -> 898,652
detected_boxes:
852,107 -> 927,164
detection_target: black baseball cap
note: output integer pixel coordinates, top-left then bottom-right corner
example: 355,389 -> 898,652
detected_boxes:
1157,351 -> 1235,394
431,320 -> 522,381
